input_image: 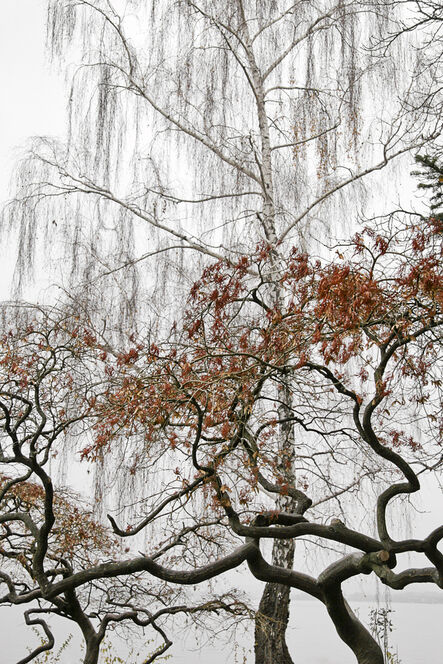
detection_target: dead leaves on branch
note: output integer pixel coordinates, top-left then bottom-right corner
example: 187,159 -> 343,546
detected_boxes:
0,214 -> 441,520
87,216 -> 442,500
0,473 -> 115,562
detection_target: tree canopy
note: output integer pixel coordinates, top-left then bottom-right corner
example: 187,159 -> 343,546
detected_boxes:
1,206 -> 441,663
1,1 -> 443,663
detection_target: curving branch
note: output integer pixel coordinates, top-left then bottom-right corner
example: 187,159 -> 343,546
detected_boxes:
16,610 -> 55,664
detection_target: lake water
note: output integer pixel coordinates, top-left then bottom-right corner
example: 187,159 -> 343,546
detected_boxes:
4,598 -> 442,662
171,599 -> 442,664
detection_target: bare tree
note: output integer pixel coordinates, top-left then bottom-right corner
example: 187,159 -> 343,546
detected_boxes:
0,205 -> 442,664
0,308 -> 250,664
2,1 -> 442,661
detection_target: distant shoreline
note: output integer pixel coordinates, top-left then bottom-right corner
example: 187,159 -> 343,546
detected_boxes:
293,593 -> 443,605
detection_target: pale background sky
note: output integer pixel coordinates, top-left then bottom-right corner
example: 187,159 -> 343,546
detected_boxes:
0,4 -> 442,662
0,0 -> 65,299
0,0 -> 65,199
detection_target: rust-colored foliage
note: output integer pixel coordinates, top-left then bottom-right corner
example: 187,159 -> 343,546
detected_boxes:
0,214 -> 441,664
87,215 -> 441,513
0,474 -> 114,560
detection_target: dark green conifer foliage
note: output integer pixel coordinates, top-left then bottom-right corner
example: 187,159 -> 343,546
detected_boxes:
414,154 -> 443,219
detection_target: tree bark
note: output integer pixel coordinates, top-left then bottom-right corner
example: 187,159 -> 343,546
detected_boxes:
255,381 -> 297,664
323,586 -> 384,664
83,640 -> 100,664
254,554 -> 295,664
64,589 -> 102,664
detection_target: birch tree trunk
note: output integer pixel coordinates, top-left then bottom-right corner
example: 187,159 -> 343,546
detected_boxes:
255,385 -> 298,663
235,6 -> 299,656
4,2 -> 439,662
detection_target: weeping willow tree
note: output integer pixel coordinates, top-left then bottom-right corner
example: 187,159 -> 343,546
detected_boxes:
3,1 -> 442,662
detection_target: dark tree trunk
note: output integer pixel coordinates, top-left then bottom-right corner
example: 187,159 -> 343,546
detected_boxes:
83,640 -> 100,664
63,589 -> 102,664
255,563 -> 294,664
255,381 -> 297,664
323,586 -> 384,664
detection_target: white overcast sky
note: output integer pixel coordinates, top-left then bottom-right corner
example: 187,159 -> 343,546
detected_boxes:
0,5 -> 442,663
0,0 -> 65,298
0,0 -> 65,204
